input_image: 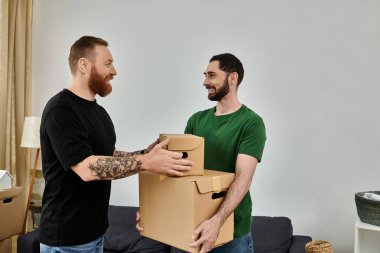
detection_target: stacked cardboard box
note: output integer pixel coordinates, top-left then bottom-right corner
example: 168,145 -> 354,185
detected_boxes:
0,239 -> 11,253
0,186 -> 24,253
158,134 -> 204,176
139,134 -> 234,253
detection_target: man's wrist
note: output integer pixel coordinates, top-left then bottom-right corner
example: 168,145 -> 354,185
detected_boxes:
138,153 -> 147,172
213,212 -> 226,227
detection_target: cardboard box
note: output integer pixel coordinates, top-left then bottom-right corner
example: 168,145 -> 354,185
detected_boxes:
0,187 -> 24,241
159,134 -> 204,176
139,169 -> 234,253
0,238 -> 11,253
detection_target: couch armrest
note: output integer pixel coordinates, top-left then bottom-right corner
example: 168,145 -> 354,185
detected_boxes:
288,235 -> 312,253
17,229 -> 40,253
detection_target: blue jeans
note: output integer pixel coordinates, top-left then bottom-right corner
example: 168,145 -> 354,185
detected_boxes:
40,236 -> 104,253
213,233 -> 253,253
171,233 -> 253,253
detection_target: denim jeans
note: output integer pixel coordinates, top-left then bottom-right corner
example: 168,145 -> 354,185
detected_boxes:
171,233 -> 253,253
40,236 -> 104,253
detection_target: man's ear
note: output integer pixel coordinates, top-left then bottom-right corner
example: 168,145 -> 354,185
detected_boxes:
78,58 -> 90,75
229,72 -> 238,86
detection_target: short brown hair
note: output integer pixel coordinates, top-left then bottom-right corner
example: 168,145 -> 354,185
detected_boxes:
210,53 -> 244,86
68,36 -> 108,74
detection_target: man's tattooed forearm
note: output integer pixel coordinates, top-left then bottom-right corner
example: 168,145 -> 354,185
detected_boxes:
89,155 -> 144,180
113,150 -> 143,157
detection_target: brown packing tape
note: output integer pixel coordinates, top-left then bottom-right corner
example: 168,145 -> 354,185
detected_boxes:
212,176 -> 221,192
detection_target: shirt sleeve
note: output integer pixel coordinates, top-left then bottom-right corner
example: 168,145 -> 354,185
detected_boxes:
238,117 -> 267,162
44,106 -> 94,170
184,114 -> 194,134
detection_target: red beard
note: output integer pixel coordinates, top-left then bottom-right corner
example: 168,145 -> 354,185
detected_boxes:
88,67 -> 113,97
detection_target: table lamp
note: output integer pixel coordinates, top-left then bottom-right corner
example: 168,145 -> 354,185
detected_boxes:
20,116 -> 41,233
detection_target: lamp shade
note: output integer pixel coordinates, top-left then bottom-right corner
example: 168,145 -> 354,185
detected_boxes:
20,116 -> 41,148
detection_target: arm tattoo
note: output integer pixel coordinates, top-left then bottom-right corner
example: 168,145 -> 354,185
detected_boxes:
89,154 -> 144,180
113,150 -> 144,157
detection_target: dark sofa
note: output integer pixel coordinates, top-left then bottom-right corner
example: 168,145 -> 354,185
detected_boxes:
18,205 -> 311,253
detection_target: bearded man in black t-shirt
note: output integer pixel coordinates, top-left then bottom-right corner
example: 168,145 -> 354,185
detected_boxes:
39,36 -> 192,253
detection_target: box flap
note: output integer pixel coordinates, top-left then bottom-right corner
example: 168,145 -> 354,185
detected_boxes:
159,134 -> 203,151
0,186 -> 23,200
191,170 -> 235,194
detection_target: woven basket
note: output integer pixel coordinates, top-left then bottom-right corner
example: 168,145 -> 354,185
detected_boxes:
305,240 -> 333,253
355,191 -> 380,226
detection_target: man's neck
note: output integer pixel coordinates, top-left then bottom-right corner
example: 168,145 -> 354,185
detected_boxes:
69,77 -> 96,101
215,94 -> 242,116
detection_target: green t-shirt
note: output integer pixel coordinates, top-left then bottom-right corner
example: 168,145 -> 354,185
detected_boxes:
185,104 -> 266,237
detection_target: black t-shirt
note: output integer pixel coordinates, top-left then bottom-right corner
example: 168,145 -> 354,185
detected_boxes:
39,89 -> 116,246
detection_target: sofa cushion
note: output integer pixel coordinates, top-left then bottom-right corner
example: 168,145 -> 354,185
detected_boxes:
288,236 -> 312,253
252,216 -> 293,253
104,205 -> 170,253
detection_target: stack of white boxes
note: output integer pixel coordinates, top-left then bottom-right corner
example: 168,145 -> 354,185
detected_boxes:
139,134 -> 234,253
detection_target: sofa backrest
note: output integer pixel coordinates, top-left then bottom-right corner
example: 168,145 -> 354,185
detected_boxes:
17,207 -> 298,253
104,205 -> 170,253
252,216 -> 293,253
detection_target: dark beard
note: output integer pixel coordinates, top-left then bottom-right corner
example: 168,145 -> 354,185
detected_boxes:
208,77 -> 230,101
88,67 -> 112,97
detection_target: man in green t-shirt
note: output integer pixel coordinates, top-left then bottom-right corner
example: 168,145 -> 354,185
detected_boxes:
184,53 -> 266,253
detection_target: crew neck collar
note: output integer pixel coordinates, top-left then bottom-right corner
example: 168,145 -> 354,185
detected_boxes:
63,89 -> 97,103
213,104 -> 245,118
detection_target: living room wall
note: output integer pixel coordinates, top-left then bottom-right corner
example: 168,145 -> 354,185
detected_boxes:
31,0 -> 380,252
